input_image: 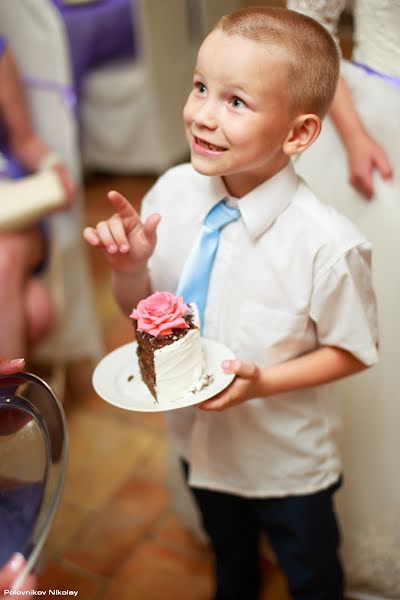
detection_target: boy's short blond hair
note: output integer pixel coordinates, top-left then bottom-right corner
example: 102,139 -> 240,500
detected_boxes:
214,6 -> 340,117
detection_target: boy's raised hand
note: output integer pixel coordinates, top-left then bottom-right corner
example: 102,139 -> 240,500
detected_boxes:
83,191 -> 160,272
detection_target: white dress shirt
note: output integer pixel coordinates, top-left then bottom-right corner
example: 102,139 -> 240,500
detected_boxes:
141,161 -> 378,497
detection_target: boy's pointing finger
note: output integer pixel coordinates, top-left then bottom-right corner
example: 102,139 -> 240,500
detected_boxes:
107,190 -> 138,219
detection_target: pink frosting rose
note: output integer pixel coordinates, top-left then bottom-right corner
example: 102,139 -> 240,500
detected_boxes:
130,291 -> 190,337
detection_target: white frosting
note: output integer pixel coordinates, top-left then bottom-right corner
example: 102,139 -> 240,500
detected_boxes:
153,304 -> 204,403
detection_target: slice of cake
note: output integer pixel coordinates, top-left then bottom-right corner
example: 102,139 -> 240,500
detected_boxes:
130,291 -> 204,403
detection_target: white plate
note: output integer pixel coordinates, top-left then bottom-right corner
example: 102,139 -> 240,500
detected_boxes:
92,338 -> 236,412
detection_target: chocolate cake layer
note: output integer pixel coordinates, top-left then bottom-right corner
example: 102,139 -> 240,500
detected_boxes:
133,314 -> 197,400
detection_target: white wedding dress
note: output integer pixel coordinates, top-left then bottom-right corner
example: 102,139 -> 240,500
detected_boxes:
288,2 -> 400,599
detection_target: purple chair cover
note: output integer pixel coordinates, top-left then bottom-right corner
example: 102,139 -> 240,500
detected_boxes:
51,0 -> 136,96
0,36 -> 6,57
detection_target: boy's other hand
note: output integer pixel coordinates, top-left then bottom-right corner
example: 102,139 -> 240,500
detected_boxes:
198,360 -> 264,411
83,190 -> 160,273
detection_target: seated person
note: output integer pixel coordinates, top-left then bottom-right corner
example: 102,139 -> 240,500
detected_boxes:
0,37 -> 74,360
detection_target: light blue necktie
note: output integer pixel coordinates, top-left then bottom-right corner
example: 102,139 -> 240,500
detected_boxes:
176,198 -> 241,330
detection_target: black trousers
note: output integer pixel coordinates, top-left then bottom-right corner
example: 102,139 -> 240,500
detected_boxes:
182,462 -> 344,600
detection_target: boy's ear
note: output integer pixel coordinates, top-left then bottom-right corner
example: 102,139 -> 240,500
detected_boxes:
283,114 -> 321,156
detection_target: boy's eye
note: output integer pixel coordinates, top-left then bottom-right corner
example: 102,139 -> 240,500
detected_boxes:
195,83 -> 207,94
231,97 -> 245,108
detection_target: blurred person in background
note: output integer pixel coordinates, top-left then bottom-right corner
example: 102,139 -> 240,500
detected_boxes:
0,37 -> 74,360
288,1 -> 400,597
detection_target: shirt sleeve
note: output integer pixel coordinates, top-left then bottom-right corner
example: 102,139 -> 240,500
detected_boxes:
287,0 -> 346,50
309,243 -> 379,366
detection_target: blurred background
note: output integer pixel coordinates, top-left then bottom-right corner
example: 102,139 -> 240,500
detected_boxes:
0,1 -> 353,598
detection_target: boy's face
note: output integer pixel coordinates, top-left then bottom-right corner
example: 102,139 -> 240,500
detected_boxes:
183,30 -> 294,197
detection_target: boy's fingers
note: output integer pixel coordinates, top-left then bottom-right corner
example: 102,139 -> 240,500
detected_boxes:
222,360 -> 257,379
107,190 -> 138,221
374,152 -> 393,180
350,170 -> 373,200
83,227 -> 101,246
96,221 -> 119,253
108,215 -> 130,251
143,213 -> 161,240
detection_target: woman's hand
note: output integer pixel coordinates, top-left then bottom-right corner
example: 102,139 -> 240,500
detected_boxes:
84,190 -> 160,274
0,553 -> 36,597
13,135 -> 76,207
329,77 -> 393,200
51,161 -> 75,205
0,357 -> 25,375
346,131 -> 393,199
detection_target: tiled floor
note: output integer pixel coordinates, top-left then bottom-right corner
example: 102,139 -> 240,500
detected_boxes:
35,172 -> 291,599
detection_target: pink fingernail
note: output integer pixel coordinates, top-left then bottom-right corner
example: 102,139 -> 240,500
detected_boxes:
9,553 -> 25,571
108,244 -> 117,253
9,359 -> 25,366
119,244 -> 129,252
222,361 -> 231,370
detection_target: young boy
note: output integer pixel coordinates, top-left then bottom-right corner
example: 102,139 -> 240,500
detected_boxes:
84,7 -> 378,600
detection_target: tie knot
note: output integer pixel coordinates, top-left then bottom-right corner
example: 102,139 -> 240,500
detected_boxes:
204,198 -> 241,231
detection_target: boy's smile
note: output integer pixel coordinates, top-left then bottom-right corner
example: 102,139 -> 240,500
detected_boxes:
183,29 -> 295,198
193,136 -> 228,155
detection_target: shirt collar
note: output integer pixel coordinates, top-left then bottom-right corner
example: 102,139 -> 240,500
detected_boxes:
204,162 -> 300,240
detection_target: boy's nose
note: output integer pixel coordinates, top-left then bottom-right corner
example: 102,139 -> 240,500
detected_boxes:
193,101 -> 218,129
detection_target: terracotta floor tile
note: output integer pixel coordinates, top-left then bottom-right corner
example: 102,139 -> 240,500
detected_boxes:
44,497 -> 91,556
121,405 -> 167,434
135,438 -> 169,481
103,313 -> 133,350
259,560 -> 290,600
65,360 -> 96,404
79,385 -> 167,439
151,512 -> 210,559
84,173 -> 155,220
37,559 -> 104,599
78,387 -> 127,420
63,409 -> 159,510
103,540 -> 213,600
65,475 -> 169,576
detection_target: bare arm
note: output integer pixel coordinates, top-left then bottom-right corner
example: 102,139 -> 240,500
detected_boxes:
329,77 -> 392,199
0,47 -> 48,171
199,345 -> 367,411
111,264 -> 151,316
